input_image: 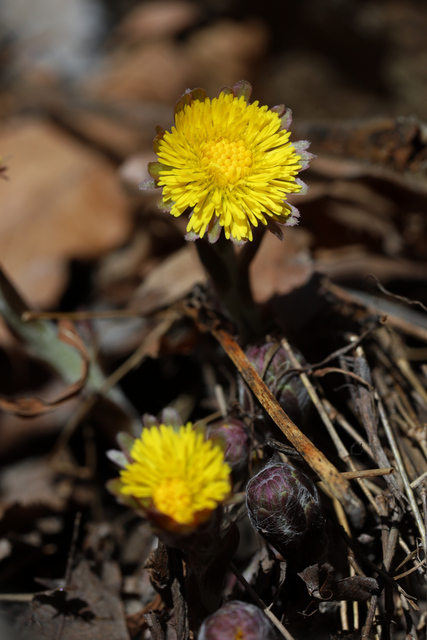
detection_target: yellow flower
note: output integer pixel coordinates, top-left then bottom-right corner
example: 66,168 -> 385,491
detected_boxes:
118,424 -> 231,533
143,81 -> 313,244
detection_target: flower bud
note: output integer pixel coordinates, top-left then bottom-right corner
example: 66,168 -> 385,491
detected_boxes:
198,601 -> 276,640
206,418 -> 250,476
246,462 -> 323,556
239,341 -> 310,426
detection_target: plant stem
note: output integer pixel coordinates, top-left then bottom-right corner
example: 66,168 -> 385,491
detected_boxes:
195,233 -> 262,342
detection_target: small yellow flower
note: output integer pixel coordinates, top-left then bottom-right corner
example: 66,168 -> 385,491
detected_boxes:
118,424 -> 231,533
143,81 -> 313,244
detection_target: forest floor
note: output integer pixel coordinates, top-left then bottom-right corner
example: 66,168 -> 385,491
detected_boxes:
0,1 -> 426,639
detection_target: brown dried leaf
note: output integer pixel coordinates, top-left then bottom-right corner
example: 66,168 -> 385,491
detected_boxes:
88,41 -> 191,104
298,563 -> 379,602
0,118 -> 131,307
144,612 -> 165,640
315,246 -> 427,282
144,541 -> 172,599
250,228 -> 314,303
184,20 -> 268,93
131,245 -> 205,315
116,1 -> 200,42
296,117 -> 427,175
19,558 -> 129,640
0,455 -> 72,516
171,578 -> 189,640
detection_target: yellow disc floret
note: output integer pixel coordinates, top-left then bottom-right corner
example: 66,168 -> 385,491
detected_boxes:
119,424 -> 231,531
201,138 -> 253,187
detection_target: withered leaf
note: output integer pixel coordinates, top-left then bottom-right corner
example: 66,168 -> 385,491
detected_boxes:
18,558 -> 129,640
144,611 -> 166,640
145,541 -> 170,590
298,563 -> 379,602
171,578 -> 189,640
0,119 -> 131,308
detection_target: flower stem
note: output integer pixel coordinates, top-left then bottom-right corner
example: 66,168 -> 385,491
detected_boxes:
195,232 -> 263,342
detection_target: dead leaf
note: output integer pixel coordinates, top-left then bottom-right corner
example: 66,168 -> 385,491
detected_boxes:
315,246 -> 427,282
19,558 -> 130,640
0,456 -> 72,516
116,1 -> 200,42
131,244 -> 205,315
88,41 -> 191,104
184,20 -> 268,94
298,563 -> 379,602
0,118 -> 131,307
144,611 -> 165,640
250,228 -> 314,303
144,541 -> 173,603
170,578 -> 189,640
297,117 -> 427,174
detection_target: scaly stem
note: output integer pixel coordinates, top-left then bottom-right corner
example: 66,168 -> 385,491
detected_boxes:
195,231 -> 263,342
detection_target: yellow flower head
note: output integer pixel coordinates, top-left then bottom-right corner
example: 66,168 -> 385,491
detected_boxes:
142,81 -> 314,244
117,424 -> 231,533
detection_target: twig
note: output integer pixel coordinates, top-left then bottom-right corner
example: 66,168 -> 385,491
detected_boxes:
324,280 -> 427,343
332,497 -> 359,633
276,324 -> 377,376
56,512 -> 82,640
400,594 -> 419,640
339,468 -> 393,480
393,560 -> 426,581
323,399 -> 374,460
229,562 -> 297,640
313,366 -> 374,390
393,549 -> 420,574
361,595 -> 379,640
22,309 -> 144,321
368,274 -> 427,315
214,384 -> 228,418
421,485 -> 427,561
0,594 -> 34,601
376,497 -> 391,640
381,329 -> 427,409
340,529 -> 418,609
375,391 -> 426,550
279,337 -> 391,531
280,339 -> 349,461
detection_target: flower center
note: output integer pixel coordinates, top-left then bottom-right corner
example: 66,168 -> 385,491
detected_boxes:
201,138 -> 252,187
152,478 -> 194,523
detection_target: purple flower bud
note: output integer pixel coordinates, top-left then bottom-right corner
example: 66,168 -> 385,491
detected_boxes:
246,462 -> 323,556
198,601 -> 276,640
239,341 -> 310,426
206,418 -> 250,476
